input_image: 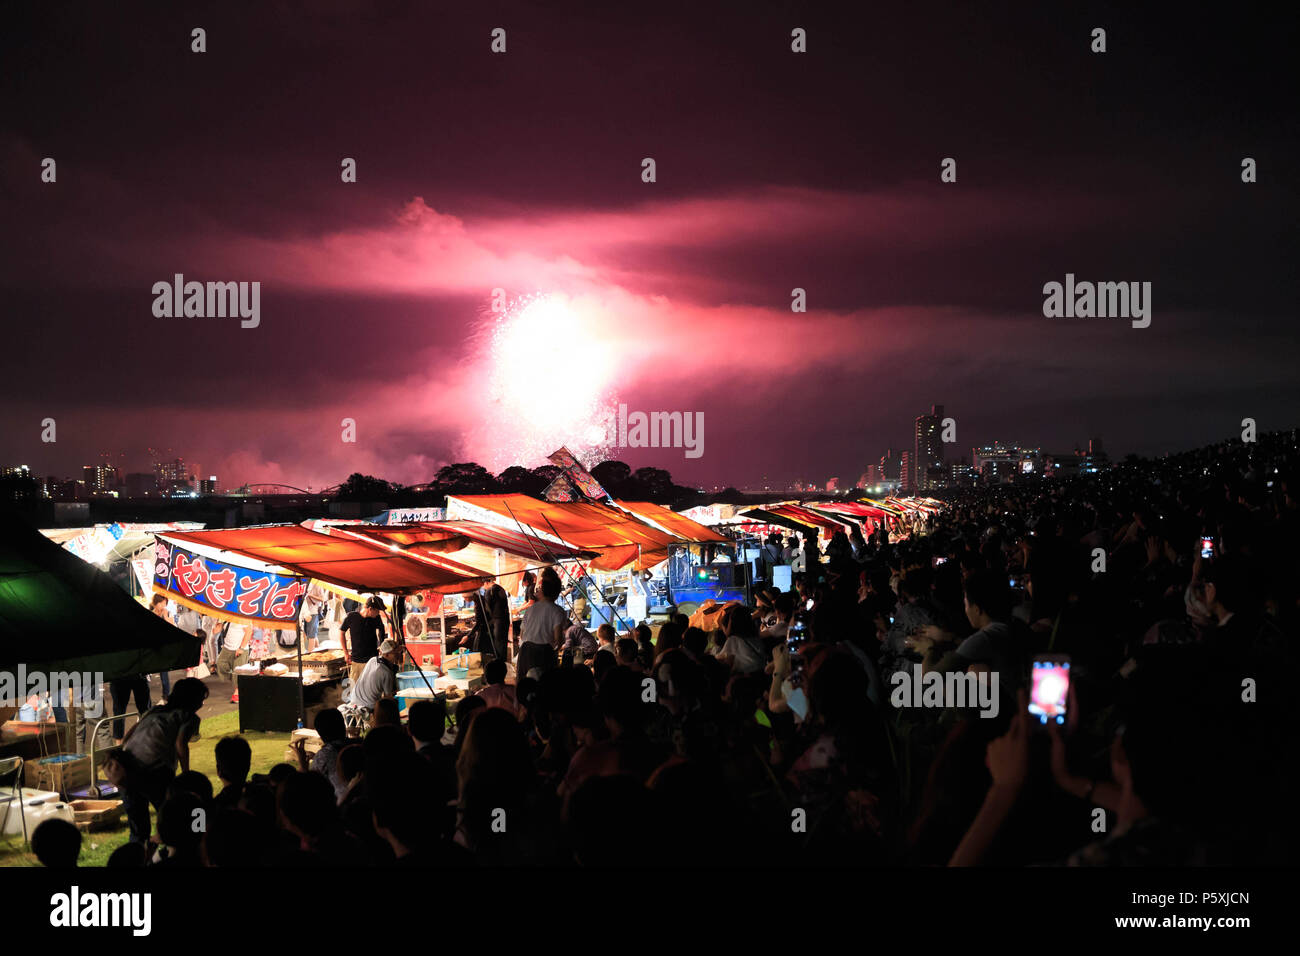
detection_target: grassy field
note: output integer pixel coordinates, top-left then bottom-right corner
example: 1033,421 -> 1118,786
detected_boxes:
0,711 -> 293,867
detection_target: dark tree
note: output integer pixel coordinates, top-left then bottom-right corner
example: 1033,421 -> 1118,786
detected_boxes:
629,466 -> 675,500
590,460 -> 631,495
497,465 -> 543,494
529,464 -> 563,486
433,462 -> 500,494
336,473 -> 394,501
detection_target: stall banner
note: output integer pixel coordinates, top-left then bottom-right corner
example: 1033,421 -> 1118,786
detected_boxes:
153,539 -> 309,624
132,555 -> 153,594
64,527 -> 118,565
381,507 -> 447,525
541,473 -> 581,502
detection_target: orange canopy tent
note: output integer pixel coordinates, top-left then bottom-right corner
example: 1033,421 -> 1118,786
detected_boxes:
158,525 -> 491,595
614,501 -> 728,544
447,494 -> 684,571
326,520 -> 599,591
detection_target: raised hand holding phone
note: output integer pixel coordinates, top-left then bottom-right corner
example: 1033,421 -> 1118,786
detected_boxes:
987,689 -> 1030,791
1028,654 -> 1070,727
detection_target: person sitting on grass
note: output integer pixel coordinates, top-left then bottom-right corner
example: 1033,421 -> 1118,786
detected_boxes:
169,769 -> 214,803
31,817 -> 81,867
151,790 -> 205,867
276,770 -> 368,866
292,708 -> 350,801
476,658 -> 523,718
106,841 -> 148,868
371,697 -> 401,730
595,623 -> 617,657
615,637 -> 643,673
561,623 -> 597,666
214,736 -> 253,809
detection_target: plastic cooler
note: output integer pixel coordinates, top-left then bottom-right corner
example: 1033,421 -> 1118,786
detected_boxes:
395,669 -> 441,710
3,797 -> 74,836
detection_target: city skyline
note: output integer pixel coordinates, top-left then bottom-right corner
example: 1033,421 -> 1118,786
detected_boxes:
0,409 -> 1119,498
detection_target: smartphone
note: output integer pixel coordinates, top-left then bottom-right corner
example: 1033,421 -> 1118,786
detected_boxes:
1029,655 -> 1070,726
1008,576 -> 1019,588
1199,536 -> 1215,560
933,556 -> 948,566
805,598 -> 814,611
787,621 -> 808,684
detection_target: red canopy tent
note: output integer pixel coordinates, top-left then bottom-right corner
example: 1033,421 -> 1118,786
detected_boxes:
614,501 -> 728,544
447,495 -> 683,571
157,525 -> 491,595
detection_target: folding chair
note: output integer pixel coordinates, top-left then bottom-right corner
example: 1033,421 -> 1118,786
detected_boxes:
0,756 -> 27,845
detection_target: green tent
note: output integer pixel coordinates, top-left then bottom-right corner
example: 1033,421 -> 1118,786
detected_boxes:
0,511 -> 201,680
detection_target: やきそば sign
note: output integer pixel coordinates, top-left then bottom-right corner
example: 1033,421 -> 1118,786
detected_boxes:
153,539 -> 308,624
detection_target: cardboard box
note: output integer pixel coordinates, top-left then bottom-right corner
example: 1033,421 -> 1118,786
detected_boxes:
25,754 -> 91,798
69,799 -> 124,831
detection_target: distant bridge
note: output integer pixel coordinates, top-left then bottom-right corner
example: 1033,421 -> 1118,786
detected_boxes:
230,483 -> 330,496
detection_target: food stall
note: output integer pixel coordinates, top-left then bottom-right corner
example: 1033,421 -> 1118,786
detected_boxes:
442,494 -> 690,631
317,519 -> 599,654
154,524 -> 493,730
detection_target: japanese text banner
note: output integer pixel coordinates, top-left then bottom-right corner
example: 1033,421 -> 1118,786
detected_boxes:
152,539 -> 309,625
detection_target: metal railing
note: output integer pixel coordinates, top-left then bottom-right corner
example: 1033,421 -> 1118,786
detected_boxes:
85,711 -> 142,798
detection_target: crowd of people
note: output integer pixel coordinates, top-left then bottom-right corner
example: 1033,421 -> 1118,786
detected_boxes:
25,429 -> 1296,867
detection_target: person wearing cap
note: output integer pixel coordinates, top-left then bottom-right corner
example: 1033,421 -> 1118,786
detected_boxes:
341,595 -> 388,683
349,638 -> 402,714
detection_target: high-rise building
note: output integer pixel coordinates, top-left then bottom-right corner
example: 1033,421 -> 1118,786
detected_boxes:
52,479 -> 88,501
950,461 -> 977,486
83,463 -> 119,493
972,443 -> 1016,472
914,404 -> 945,491
899,451 -> 913,492
156,458 -> 187,484
879,448 -> 901,482
200,475 -> 219,494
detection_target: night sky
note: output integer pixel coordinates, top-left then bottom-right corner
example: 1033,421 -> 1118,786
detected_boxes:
2,1 -> 1297,490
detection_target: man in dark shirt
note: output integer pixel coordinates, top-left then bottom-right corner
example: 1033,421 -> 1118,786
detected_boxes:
340,595 -> 387,683
119,677 -> 208,844
468,582 -> 511,663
